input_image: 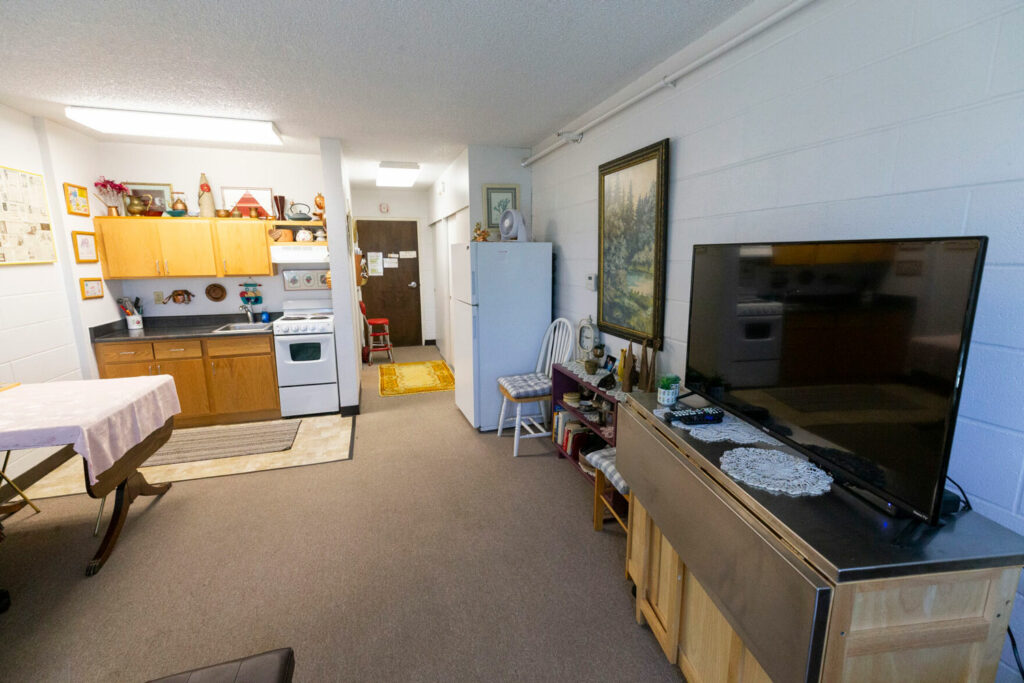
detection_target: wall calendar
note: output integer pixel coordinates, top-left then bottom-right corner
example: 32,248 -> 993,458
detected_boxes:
0,165 -> 56,265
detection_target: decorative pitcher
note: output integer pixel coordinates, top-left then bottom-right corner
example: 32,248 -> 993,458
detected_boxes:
125,194 -> 152,216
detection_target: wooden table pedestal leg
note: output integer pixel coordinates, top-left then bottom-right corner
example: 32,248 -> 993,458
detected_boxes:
86,471 -> 170,576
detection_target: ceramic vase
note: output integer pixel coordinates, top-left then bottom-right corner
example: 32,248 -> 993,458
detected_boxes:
198,173 -> 215,217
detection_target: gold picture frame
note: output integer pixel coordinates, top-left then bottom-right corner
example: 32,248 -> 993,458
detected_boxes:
63,182 -> 90,216
482,184 -> 519,230
597,139 -> 670,348
71,231 -> 98,263
124,182 -> 174,214
80,277 -> 103,299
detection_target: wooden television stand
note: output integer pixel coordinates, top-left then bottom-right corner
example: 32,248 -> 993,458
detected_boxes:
618,393 -> 1024,682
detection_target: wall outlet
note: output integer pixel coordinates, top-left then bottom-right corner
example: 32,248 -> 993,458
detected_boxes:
154,291 -> 164,305
585,273 -> 597,291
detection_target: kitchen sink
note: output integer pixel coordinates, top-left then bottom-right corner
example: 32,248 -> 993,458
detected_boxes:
212,322 -> 272,333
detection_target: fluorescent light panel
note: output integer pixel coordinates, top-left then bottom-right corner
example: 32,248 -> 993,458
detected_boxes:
65,106 -> 282,145
376,161 -> 420,187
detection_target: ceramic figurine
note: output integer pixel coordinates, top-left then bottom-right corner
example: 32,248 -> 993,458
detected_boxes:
313,192 -> 325,222
473,222 -> 489,242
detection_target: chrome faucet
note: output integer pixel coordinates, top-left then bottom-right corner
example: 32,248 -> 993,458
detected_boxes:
240,304 -> 254,323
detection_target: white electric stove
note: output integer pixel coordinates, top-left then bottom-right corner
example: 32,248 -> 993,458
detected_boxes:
274,300 -> 339,417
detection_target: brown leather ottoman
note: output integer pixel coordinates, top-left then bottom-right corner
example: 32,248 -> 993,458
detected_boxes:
147,647 -> 294,682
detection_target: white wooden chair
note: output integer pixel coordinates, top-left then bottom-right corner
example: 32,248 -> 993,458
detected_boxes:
496,317 -> 574,457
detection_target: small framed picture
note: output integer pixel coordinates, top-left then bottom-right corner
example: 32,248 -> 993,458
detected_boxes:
603,354 -> 617,373
63,183 -> 90,216
125,182 -> 174,214
80,278 -> 103,299
482,184 -> 519,230
222,186 -> 274,218
71,231 -> 98,263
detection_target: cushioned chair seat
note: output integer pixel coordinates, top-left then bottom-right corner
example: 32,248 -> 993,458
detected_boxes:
497,372 -> 551,399
148,648 -> 295,683
585,447 -> 629,495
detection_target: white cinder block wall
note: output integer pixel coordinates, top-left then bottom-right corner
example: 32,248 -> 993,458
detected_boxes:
0,105 -> 85,477
529,0 -> 1024,678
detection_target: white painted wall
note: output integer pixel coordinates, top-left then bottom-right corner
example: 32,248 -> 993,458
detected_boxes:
428,148 -> 469,224
0,104 -> 84,478
529,0 -> 1024,677
350,187 -> 435,341
35,119 -> 122,377
97,141 -> 323,215
321,138 -> 362,409
467,145 -> 532,239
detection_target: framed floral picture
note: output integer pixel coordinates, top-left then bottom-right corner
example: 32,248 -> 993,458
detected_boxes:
63,183 -> 90,216
597,139 -> 669,348
71,231 -> 98,263
80,278 -> 103,299
482,184 -> 519,230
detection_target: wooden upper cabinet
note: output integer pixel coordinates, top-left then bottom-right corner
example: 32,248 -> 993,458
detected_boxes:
214,220 -> 272,275
96,219 -> 162,278
95,218 -> 216,278
157,220 -> 217,276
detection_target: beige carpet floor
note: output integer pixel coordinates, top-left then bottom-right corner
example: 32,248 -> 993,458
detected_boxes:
0,346 -> 680,682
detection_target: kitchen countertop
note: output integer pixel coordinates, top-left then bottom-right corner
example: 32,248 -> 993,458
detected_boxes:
91,313 -> 281,343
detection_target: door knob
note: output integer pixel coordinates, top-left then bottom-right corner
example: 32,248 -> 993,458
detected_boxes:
408,281 -> 418,288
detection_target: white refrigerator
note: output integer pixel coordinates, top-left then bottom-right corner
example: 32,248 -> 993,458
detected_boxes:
451,242 -> 553,430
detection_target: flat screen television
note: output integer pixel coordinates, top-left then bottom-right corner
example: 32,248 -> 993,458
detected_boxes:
685,237 -> 987,525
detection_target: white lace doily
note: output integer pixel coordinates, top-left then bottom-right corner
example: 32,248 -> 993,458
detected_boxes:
563,360 -> 628,402
652,410 -> 782,446
720,447 -> 833,496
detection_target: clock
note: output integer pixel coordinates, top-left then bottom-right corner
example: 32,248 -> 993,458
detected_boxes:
577,316 -> 599,358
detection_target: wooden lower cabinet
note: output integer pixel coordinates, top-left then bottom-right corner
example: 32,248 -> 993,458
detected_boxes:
207,354 -> 278,414
627,491 -> 1016,683
628,495 -> 771,682
95,336 -> 279,427
157,359 -> 211,418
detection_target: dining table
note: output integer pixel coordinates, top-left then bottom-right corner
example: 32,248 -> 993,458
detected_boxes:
0,375 -> 180,576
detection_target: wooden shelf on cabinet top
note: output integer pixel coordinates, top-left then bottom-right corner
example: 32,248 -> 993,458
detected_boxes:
98,216 -> 324,227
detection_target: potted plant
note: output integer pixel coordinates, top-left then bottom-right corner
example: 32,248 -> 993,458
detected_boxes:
657,374 -> 681,405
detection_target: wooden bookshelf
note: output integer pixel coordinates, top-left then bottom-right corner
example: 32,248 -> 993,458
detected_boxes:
551,363 -> 621,486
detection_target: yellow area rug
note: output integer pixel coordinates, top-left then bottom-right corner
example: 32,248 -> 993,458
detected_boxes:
378,360 -> 455,396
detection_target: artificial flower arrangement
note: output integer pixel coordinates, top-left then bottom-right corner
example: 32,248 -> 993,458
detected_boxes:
93,177 -> 129,213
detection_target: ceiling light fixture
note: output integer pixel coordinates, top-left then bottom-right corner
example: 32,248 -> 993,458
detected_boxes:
64,106 -> 282,145
376,161 -> 420,187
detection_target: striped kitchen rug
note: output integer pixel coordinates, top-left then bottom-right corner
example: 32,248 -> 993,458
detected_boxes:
143,419 -> 301,467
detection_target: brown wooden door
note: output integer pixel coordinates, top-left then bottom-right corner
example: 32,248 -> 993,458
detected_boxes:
357,220 -> 422,347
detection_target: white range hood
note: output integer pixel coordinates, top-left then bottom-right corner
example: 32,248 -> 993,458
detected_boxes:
270,244 -> 330,264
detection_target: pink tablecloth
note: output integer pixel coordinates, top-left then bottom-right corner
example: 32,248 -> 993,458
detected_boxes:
0,376 -> 180,485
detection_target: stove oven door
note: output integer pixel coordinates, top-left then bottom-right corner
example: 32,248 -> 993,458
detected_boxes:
274,333 -> 337,387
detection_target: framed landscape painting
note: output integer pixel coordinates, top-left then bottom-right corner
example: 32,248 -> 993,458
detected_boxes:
597,138 -> 669,347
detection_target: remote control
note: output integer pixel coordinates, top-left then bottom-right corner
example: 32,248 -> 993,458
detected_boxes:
663,406 -> 724,425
